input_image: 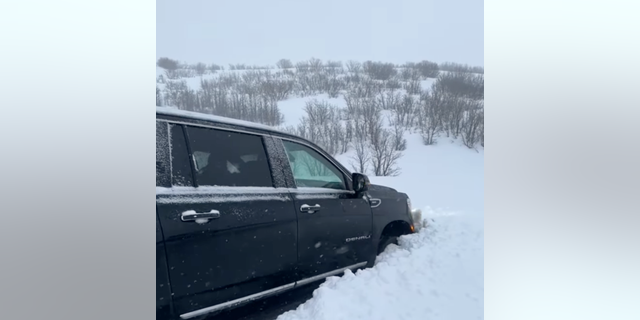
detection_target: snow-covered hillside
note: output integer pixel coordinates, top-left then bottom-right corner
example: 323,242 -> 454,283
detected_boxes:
157,62 -> 484,320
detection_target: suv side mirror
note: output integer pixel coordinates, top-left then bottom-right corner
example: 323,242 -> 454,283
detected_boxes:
352,173 -> 369,193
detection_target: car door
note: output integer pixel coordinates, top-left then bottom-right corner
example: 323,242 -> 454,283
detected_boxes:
155,120 -> 298,318
276,138 -> 374,281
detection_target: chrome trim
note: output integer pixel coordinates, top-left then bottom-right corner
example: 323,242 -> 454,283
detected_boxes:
369,198 -> 382,208
179,283 -> 295,319
157,118 -> 271,137
178,261 -> 368,319
296,261 -> 368,286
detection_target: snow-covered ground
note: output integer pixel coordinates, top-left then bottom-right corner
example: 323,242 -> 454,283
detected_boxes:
276,209 -> 483,320
158,67 -> 484,320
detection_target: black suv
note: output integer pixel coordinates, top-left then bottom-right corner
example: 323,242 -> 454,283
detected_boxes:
156,107 -> 421,320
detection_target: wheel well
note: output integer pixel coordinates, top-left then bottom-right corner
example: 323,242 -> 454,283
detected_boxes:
380,220 -> 413,238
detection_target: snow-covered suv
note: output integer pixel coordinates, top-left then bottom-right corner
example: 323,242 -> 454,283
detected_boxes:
156,107 -> 421,320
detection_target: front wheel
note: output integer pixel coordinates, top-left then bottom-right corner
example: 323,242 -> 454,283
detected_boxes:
377,235 -> 398,254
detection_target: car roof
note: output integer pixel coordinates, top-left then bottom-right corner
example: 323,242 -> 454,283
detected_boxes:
156,106 -> 285,135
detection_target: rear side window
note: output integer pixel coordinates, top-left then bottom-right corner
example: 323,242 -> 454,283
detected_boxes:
186,126 -> 273,187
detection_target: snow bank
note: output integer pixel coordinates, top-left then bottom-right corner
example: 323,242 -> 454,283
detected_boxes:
276,208 -> 483,320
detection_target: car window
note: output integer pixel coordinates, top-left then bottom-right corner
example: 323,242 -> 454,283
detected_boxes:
186,126 -> 273,187
282,140 -> 346,190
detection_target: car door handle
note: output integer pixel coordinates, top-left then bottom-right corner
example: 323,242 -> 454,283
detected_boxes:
181,210 -> 221,223
300,204 -> 321,214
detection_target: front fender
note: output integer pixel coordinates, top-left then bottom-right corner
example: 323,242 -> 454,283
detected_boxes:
366,185 -> 414,248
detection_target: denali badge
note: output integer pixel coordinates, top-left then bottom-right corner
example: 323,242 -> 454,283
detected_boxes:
345,235 -> 371,242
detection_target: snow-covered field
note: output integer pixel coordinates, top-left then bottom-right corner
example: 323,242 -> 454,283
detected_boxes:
158,67 -> 484,320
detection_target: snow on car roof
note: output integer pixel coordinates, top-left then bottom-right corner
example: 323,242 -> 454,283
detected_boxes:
156,106 -> 284,133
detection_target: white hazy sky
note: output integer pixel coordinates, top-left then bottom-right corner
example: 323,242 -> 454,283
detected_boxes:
157,0 -> 483,67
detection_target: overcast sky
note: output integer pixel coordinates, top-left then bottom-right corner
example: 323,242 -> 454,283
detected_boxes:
157,0 -> 483,67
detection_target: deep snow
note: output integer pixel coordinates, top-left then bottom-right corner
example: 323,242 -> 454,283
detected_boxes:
276,208 -> 483,320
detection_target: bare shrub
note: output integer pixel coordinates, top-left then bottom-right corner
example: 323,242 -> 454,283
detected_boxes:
432,72 -> 484,100
165,80 -> 198,110
415,60 -> 440,78
195,62 -> 207,77
295,61 -> 310,73
399,67 -> 420,82
326,77 -> 345,98
395,94 -> 417,128
416,94 -> 441,145
460,103 -> 484,148
440,62 -> 484,74
259,76 -> 294,101
385,79 -> 402,90
363,61 -> 397,80
156,86 -> 162,106
388,114 -> 407,151
163,80 -> 189,106
347,78 -> 383,99
276,59 -> 294,69
376,90 -> 402,111
349,126 -> 370,174
404,80 -> 422,95
293,100 -> 346,155
308,58 -> 323,72
346,60 -> 362,73
165,69 -> 196,80
369,124 -> 402,176
157,57 -> 179,71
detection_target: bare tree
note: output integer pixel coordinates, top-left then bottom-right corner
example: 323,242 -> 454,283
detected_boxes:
417,95 -> 440,145
195,62 -> 207,77
415,60 -> 439,78
460,106 -> 484,149
276,59 -> 294,69
308,58 -> 323,72
346,60 -> 362,73
388,114 -> 407,151
369,128 -> 402,176
349,125 -> 371,174
363,61 -> 397,80
432,72 -> 484,100
404,80 -> 422,95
